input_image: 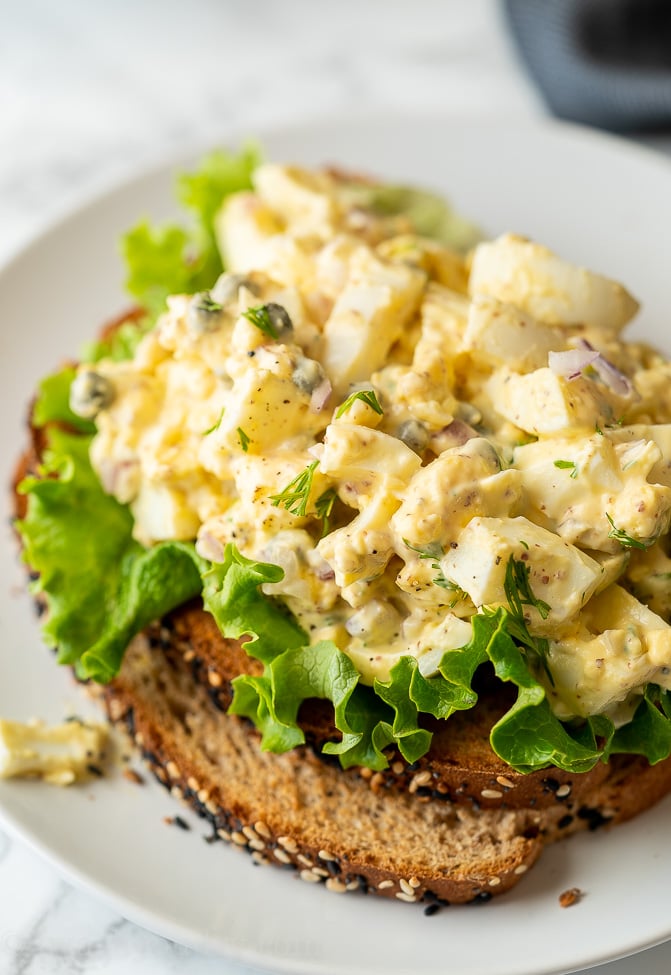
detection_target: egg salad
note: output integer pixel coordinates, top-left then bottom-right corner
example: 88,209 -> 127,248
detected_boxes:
66,160 -> 671,733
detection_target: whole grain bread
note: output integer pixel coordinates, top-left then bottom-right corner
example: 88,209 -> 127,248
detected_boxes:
13,325 -> 671,904
88,621 -> 671,905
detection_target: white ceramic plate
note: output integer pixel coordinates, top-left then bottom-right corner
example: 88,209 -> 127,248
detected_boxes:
1,115 -> 671,975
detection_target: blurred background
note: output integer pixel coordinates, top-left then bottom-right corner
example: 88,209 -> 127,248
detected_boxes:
2,1 -> 671,973
2,0 -> 670,264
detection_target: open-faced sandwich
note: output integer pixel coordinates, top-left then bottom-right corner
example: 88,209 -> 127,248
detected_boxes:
11,148 -> 671,907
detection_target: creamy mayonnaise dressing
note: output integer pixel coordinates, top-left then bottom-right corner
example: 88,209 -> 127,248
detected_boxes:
71,162 -> 671,724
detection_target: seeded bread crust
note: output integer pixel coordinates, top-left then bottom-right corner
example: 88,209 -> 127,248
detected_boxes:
13,315 -> 671,904
88,625 -> 671,905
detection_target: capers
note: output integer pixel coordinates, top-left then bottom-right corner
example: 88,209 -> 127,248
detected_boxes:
187,291 -> 226,334
292,355 -> 326,395
69,369 -> 115,419
397,419 -> 428,454
264,302 -> 294,338
210,272 -> 257,307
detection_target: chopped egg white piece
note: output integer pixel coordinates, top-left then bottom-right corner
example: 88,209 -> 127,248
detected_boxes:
0,719 -> 107,785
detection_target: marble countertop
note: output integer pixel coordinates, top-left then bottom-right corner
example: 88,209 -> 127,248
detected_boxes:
2,2 -> 671,973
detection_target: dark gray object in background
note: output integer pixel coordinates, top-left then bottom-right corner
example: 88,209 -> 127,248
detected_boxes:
504,0 -> 671,131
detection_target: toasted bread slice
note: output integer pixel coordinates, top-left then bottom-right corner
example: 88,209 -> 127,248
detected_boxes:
164,602 -> 611,810
88,623 -> 671,905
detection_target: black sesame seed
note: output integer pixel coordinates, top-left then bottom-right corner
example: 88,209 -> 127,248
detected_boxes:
577,806 -> 611,831
558,814 -> 574,829
172,815 -> 191,831
423,903 -> 441,916
473,891 -> 492,903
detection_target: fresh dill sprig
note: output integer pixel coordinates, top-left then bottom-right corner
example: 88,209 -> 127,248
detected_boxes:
242,304 -> 279,339
402,539 -> 466,603
335,389 -> 383,419
501,554 -> 553,683
606,513 -> 650,550
270,461 -> 319,517
315,487 -> 338,537
504,555 -> 551,621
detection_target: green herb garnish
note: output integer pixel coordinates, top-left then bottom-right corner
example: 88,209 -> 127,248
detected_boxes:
270,461 -> 319,517
195,293 -> 223,314
335,389 -> 383,419
504,555 -> 551,621
203,408 -> 225,435
242,304 -> 279,339
554,459 -> 578,479
315,487 -> 338,537
606,513 -> 650,550
237,427 -> 251,452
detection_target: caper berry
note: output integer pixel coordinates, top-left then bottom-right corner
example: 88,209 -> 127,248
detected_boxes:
187,291 -> 226,334
292,356 -> 326,395
69,369 -> 115,419
397,419 -> 428,453
265,302 -> 294,338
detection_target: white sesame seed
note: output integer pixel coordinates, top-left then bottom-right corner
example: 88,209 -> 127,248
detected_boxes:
273,848 -> 291,864
231,831 -> 248,847
395,892 -> 417,903
254,820 -> 272,839
278,835 -> 298,854
318,849 -> 337,862
242,825 -> 258,841
216,828 -> 231,842
399,879 -> 415,896
297,854 -> 313,868
108,699 -> 125,722
408,876 -> 421,888
325,878 -> 348,893
249,838 -> 266,852
166,761 -> 180,779
556,784 -> 572,798
514,864 -> 528,875
377,879 -> 394,890
251,852 -> 269,866
170,786 -> 184,801
496,775 -> 515,789
205,800 -> 219,816
300,869 -> 321,884
197,788 -> 211,804
481,788 -> 503,799
392,761 -> 404,775
409,770 -> 432,793
187,776 -> 200,792
346,880 -> 360,891
183,648 -> 196,663
488,877 -> 502,887
312,867 -> 330,878
135,732 -> 145,747
208,669 -> 223,687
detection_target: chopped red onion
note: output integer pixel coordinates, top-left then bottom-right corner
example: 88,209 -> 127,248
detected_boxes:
310,376 -> 332,413
577,339 -> 633,396
548,348 -> 599,380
